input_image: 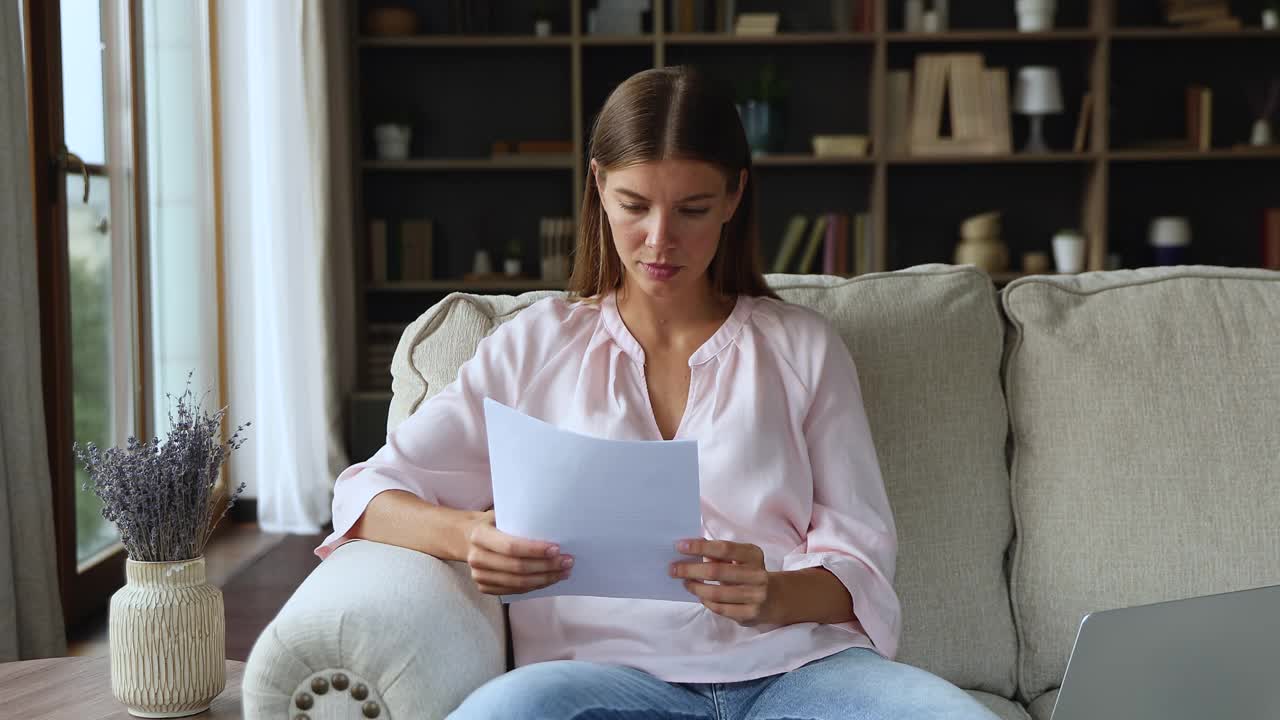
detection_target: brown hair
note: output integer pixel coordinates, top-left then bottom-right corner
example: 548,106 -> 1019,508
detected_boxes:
568,66 -> 778,302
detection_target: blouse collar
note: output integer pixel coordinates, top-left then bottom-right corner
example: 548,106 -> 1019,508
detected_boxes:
601,289 -> 755,368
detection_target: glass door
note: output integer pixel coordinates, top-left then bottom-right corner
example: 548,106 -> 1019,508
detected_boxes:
28,0 -> 143,628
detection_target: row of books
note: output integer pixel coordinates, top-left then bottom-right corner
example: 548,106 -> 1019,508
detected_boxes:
1162,0 -> 1242,30
771,212 -> 875,276
669,0 -> 874,34
369,219 -> 435,283
365,323 -> 406,391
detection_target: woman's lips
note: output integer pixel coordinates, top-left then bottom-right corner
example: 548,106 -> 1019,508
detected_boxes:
640,262 -> 681,281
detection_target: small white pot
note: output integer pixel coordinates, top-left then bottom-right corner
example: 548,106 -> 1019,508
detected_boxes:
1051,231 -> 1085,273
1016,0 -> 1055,30
1263,8 -> 1279,29
1251,119 -> 1273,146
110,557 -> 226,718
374,124 -> 411,160
504,258 -> 522,277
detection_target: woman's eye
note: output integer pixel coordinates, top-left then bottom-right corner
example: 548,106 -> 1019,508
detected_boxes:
620,203 -> 645,214
681,208 -> 710,216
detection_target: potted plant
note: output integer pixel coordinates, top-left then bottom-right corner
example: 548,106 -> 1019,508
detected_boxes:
1246,77 -> 1278,146
531,1 -> 554,36
735,62 -> 790,155
504,237 -> 524,277
74,373 -> 249,717
374,106 -> 415,160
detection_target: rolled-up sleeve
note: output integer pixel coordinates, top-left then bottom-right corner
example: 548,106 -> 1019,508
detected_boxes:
781,322 -> 901,659
314,312 -> 532,560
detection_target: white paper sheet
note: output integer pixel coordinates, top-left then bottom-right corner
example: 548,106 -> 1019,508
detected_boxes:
483,398 -> 702,603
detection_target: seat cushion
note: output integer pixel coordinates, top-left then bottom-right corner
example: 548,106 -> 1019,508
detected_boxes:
1001,266 -> 1280,703
971,691 -> 1032,720
390,265 -> 1017,696
1027,690 -> 1057,720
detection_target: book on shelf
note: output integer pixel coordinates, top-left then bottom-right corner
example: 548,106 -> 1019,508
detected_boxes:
885,70 -> 913,156
812,134 -> 868,157
1073,92 -> 1094,153
853,213 -> 870,276
831,213 -> 848,275
908,53 -> 1010,156
984,67 -> 1013,154
831,0 -> 875,32
1264,208 -> 1280,270
795,214 -> 830,272
369,218 -> 435,284
771,215 -> 809,273
1185,84 -> 1212,150
734,12 -> 779,35
1162,0 -> 1237,27
770,212 -> 872,275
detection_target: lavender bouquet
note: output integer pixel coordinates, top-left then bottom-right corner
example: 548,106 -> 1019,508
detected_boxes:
73,373 -> 251,562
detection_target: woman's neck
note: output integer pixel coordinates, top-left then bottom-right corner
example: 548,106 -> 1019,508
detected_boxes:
616,281 -> 734,351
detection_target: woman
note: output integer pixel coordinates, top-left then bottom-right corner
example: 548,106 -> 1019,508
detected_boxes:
317,66 -> 998,720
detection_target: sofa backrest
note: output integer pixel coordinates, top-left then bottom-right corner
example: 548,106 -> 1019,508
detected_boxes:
1001,266 -> 1280,704
389,265 -> 1017,696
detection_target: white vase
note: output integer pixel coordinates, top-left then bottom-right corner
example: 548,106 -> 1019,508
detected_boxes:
374,124 -> 411,160
504,258 -> 522,277
110,557 -> 226,718
1251,118 -> 1273,146
1016,0 -> 1055,30
1052,230 -> 1085,273
905,0 -> 924,31
1263,8 -> 1279,29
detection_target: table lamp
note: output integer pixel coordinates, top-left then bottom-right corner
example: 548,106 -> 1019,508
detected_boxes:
1013,66 -> 1063,153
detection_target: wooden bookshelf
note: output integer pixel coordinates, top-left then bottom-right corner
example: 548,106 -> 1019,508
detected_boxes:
347,0 -> 1280,391
358,35 -> 575,48
1109,27 -> 1280,38
368,279 -> 566,293
1107,147 -> 1280,162
363,156 -> 576,171
663,31 -> 875,45
887,29 -> 1099,42
887,151 -> 1100,164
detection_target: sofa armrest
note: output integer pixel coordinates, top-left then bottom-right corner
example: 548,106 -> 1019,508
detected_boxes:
243,539 -> 505,719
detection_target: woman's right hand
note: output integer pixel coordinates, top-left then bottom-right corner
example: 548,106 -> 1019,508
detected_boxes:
464,509 -> 573,596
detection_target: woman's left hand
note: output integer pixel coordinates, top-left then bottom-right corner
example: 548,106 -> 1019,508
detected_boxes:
671,539 -> 780,627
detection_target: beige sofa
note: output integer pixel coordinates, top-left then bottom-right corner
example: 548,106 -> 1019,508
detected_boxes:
243,264 -> 1280,719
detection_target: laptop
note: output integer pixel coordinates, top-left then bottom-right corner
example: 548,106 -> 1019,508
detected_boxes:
1050,583 -> 1280,720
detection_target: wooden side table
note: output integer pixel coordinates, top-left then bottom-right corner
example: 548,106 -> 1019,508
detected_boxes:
0,656 -> 244,719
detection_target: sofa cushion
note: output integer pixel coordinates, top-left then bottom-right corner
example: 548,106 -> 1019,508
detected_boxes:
390,265 -> 1017,696
1027,689 -> 1057,720
768,267 -> 1015,695
1001,266 -> 1280,703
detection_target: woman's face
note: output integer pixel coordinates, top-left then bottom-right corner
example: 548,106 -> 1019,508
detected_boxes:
593,158 -> 746,302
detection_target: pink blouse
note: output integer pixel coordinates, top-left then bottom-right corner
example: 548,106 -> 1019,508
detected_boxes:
316,291 -> 901,683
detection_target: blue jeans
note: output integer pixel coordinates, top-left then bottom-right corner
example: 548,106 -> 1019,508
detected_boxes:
448,646 -> 1001,719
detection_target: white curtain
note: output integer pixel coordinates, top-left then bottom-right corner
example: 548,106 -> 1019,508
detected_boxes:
0,0 -> 67,660
216,0 -> 355,533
